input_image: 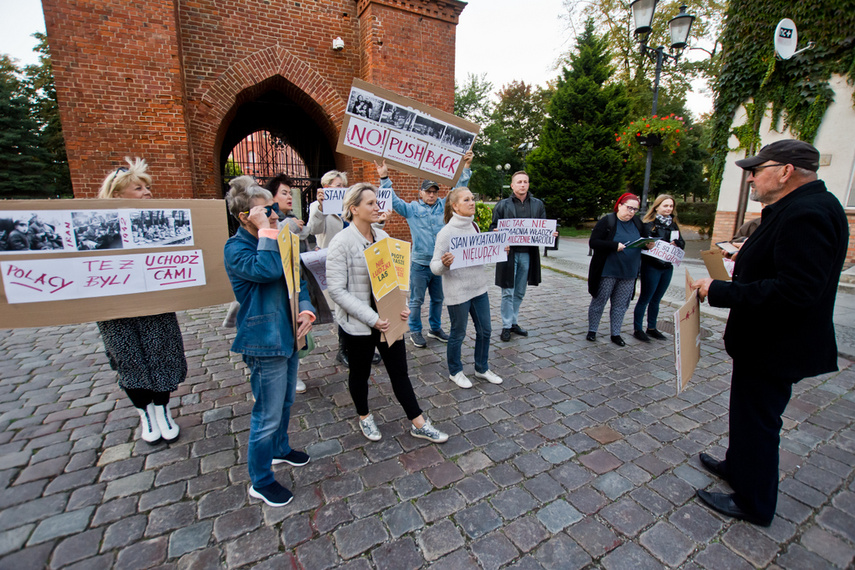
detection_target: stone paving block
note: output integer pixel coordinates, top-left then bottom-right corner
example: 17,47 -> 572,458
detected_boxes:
312,500 -> 354,534
99,456 -> 145,482
333,516 -> 388,560
456,450 -> 493,474
296,535 -> 340,570
27,505 -> 94,545
539,444 -> 574,465
692,542 -> 754,570
114,536 -> 167,570
0,542 -> 54,570
0,524 -> 34,557
224,526 -> 279,568
428,547 -> 480,570
777,543 -> 835,570
280,512 -> 313,549
648,473 -> 696,505
14,456 -> 69,485
549,462 -> 592,491
417,519 -> 465,562
484,439 -> 522,462
102,471 -> 154,502
513,453 -> 551,478
471,531 -> 519,570
197,485 -> 246,519
424,460 -> 464,488
533,533 -> 591,570
536,499 -> 583,533
800,524 -> 855,567
523,473 -> 564,504
669,503 -> 724,542
638,521 -> 694,567
321,472 -> 363,502
168,520 -> 213,559
455,501 -> 502,539
348,486 -> 397,518
578,449 -> 622,474
415,488 -> 465,522
503,515 -> 549,553
488,463 -> 524,487
371,536 -> 423,570
593,471 -> 633,500
455,473 -> 498,503
137,481 -> 186,512
307,439 -> 342,460
817,507 -> 855,543
213,505 -> 263,542
145,502 -> 196,538
492,486 -> 538,520
601,542 -> 664,570
393,473 -> 431,500
382,501 -> 423,538
600,497 -> 655,538
0,479 -> 47,510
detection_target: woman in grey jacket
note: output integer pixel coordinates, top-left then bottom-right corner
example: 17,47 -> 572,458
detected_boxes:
431,188 -> 503,389
326,183 -> 448,444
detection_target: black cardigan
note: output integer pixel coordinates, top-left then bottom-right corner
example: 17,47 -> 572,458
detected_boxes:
587,213 -> 647,296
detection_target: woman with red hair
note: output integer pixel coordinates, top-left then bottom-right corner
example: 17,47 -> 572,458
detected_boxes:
586,193 -> 648,346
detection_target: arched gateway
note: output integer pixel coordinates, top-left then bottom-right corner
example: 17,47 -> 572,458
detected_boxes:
42,0 -> 466,236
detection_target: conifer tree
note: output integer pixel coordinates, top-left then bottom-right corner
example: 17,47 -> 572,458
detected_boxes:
526,19 -> 630,225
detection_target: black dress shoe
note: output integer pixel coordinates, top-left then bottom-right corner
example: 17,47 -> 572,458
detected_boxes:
336,349 -> 349,367
509,324 -> 528,337
696,490 -> 772,527
371,351 -> 382,365
586,331 -> 596,342
500,328 -> 511,342
633,329 -> 650,342
647,328 -> 667,340
610,335 -> 625,347
699,452 -> 728,481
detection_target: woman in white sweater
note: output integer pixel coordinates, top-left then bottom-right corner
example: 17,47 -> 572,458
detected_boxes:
431,188 -> 503,389
326,183 -> 448,444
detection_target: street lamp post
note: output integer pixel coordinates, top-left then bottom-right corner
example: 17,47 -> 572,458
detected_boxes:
495,163 -> 511,198
630,0 -> 695,213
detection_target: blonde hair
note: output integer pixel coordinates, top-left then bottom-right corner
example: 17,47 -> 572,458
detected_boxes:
643,194 -> 678,223
321,170 -> 348,187
443,187 -> 472,223
342,183 -> 376,222
225,175 -> 272,220
98,157 -> 152,198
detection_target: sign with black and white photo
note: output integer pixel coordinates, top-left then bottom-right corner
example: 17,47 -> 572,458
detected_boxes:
337,79 -> 480,186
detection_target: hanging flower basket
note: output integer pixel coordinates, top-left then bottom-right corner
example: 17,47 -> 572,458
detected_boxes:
616,114 -> 689,154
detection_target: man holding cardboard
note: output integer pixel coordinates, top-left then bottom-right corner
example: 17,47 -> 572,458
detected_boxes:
490,171 -> 552,342
381,150 -> 473,348
691,140 -> 848,526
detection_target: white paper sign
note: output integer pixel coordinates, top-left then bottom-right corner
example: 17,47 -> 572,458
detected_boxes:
497,218 -> 557,247
641,240 -> 685,266
384,131 -> 428,168
300,249 -> 328,290
1,249 -> 206,304
343,116 -> 389,155
322,188 -> 347,216
375,188 -> 393,212
448,232 -> 508,269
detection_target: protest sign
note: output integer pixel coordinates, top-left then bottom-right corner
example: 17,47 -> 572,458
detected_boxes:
363,237 -> 411,344
496,218 -> 557,247
300,249 -> 328,290
375,187 -> 393,213
449,232 -> 508,270
337,79 -> 480,186
674,269 -> 701,394
641,240 -> 685,266
0,199 -> 231,328
387,238 -> 410,291
364,239 -> 399,301
701,249 -> 733,281
277,228 -> 303,345
321,188 -> 346,216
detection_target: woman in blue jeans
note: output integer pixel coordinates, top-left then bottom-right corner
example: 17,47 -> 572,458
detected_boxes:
633,194 -> 685,341
430,188 -> 503,388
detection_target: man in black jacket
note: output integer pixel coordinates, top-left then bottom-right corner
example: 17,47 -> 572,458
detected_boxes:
692,139 -> 848,526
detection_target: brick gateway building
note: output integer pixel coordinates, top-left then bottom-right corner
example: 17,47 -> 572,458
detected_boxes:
43,0 -> 467,239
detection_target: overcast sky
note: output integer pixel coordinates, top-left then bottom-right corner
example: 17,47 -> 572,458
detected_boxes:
1,0 -> 712,116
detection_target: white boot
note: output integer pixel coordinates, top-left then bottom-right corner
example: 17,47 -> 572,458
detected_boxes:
137,404 -> 161,443
153,403 -> 179,442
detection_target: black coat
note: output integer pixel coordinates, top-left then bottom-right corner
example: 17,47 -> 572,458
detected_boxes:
587,213 -> 647,296
490,194 -> 547,288
708,180 -> 848,381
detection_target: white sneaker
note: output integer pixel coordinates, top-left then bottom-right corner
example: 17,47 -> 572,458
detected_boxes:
449,371 -> 472,389
474,369 -> 503,384
411,419 -> 448,443
359,414 -> 382,441
137,404 -> 161,443
295,379 -> 306,394
153,403 -> 179,442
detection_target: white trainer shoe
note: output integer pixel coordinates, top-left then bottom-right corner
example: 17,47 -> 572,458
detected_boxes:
137,404 -> 161,443
153,403 -> 179,442
359,414 -> 382,441
474,369 -> 503,384
449,371 -> 472,389
295,379 -> 306,394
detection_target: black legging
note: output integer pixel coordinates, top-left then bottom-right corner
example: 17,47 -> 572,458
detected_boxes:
342,329 -> 422,420
125,388 -> 170,409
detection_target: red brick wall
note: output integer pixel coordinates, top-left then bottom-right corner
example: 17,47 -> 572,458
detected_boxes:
42,0 -> 193,198
43,0 -> 467,246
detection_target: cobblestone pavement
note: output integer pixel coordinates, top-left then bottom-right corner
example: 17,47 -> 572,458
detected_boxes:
1,269 -> 854,569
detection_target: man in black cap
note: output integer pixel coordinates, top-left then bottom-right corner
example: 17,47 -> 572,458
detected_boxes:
691,139 -> 848,526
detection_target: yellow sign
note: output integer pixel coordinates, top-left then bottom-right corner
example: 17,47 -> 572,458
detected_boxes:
387,238 -> 411,291
276,227 -> 301,298
364,239 -> 398,300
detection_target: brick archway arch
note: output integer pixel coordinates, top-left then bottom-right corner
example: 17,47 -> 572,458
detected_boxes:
190,46 -> 349,197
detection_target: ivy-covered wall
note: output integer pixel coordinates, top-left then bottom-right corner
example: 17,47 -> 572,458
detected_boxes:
708,0 -> 855,199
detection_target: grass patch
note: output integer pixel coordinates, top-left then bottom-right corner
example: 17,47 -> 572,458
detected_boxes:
558,227 -> 591,238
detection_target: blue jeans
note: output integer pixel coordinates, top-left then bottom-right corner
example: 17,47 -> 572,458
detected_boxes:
633,263 -> 673,331
244,352 -> 299,488
409,262 -> 443,333
447,292 -> 492,375
500,251 -> 530,329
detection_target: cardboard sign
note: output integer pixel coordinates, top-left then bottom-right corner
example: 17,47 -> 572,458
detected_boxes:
364,240 -> 399,300
276,227 -> 303,346
363,237 -> 412,345
377,287 -> 408,346
387,238 -> 411,291
300,249 -> 328,290
449,232 -> 508,269
321,188 -> 346,216
0,199 -> 231,328
497,218 -> 557,247
701,249 -> 733,281
375,187 -> 393,213
337,79 -> 480,186
674,269 -> 701,394
641,240 -> 685,266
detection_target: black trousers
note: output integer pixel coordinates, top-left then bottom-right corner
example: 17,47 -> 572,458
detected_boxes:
724,362 -> 793,525
342,329 -> 422,420
125,388 -> 170,408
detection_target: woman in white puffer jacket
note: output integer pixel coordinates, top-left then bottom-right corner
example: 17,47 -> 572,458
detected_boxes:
326,183 -> 447,445
431,188 -> 503,389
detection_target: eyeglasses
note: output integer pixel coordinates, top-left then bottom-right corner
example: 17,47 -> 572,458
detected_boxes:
623,205 -> 639,213
747,163 -> 786,176
106,167 -> 129,195
242,203 -> 282,218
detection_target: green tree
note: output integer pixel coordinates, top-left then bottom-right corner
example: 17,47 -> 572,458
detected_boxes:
454,73 -> 493,126
491,80 -> 553,149
527,19 -> 631,225
0,55 -> 52,198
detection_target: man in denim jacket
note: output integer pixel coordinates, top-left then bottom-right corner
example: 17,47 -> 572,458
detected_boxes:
381,151 -> 473,348
224,176 -> 316,507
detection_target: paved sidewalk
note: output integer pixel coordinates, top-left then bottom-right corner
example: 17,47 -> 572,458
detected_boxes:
0,268 -> 853,569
